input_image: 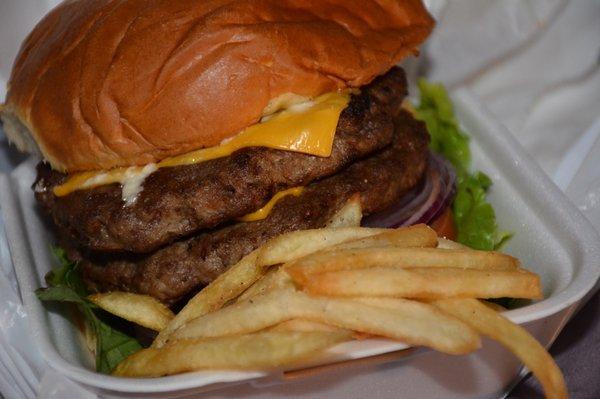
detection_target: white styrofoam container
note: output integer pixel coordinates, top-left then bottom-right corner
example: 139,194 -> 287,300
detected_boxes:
1,89 -> 599,399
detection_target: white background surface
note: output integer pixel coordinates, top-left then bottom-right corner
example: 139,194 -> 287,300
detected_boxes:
0,1 -> 599,398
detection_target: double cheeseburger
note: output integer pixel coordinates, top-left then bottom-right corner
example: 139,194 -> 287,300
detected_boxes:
1,0 -> 437,305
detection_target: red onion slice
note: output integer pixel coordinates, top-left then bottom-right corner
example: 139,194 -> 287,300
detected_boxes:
362,152 -> 456,228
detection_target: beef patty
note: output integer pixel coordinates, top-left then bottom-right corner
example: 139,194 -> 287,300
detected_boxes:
79,111 -> 429,304
34,67 -> 407,254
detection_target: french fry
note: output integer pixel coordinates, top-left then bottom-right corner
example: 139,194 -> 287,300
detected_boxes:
330,224 -> 438,251
270,319 -> 347,334
236,267 -> 294,303
115,331 -> 349,378
88,292 -> 173,332
354,297 -> 430,310
170,288 -> 297,341
437,237 -> 469,249
153,250 -> 262,348
296,267 -> 542,300
326,194 -> 362,228
169,268 -> 348,336
286,247 -> 520,284
433,299 -> 567,399
170,289 -> 480,355
481,300 -> 507,312
256,227 -> 387,267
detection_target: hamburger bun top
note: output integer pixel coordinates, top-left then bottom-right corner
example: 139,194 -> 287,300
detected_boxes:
2,0 -> 434,172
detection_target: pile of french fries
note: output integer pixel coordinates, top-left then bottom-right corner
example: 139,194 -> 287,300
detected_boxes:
89,199 -> 567,399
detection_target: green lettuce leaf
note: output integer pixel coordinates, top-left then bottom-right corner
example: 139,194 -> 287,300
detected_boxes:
36,247 -> 142,373
415,79 -> 511,250
45,247 -> 88,296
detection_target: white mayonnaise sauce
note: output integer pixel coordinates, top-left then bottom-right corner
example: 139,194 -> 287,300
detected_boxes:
79,163 -> 158,205
120,163 -> 158,205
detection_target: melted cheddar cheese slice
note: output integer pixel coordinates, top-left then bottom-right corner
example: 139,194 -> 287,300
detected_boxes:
238,187 -> 305,222
53,90 -> 352,197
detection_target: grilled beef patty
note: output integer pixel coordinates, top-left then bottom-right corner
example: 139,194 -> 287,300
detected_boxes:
34,68 -> 407,254
79,111 -> 429,304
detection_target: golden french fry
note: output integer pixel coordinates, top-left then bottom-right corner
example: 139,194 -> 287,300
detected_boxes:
270,319 -> 347,334
88,292 -> 173,332
237,267 -> 294,303
297,267 -> 542,300
354,297 -> 430,310
171,289 -> 480,355
256,227 -> 387,267
481,300 -> 507,312
115,331 -> 349,378
433,299 -> 566,399
326,194 -> 362,228
153,250 -> 262,348
331,224 -> 438,251
286,247 -> 519,284
170,288 -> 298,341
437,237 -> 469,249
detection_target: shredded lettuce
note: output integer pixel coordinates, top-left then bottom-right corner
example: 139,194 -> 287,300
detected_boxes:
415,79 -> 511,250
36,248 -> 142,374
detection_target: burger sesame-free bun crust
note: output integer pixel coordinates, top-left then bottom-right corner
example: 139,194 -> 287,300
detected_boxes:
3,0 -> 434,172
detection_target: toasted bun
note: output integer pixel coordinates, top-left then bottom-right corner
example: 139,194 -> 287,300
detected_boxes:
2,0 -> 434,172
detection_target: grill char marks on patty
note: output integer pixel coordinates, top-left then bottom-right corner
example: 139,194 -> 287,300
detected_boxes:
34,67 -> 408,254
80,111 -> 429,304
